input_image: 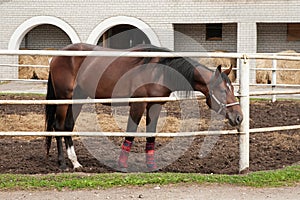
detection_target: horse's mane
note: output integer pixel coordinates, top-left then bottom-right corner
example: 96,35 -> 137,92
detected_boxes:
132,44 -> 211,92
130,44 -> 170,53
166,57 -> 200,88
130,44 -> 170,64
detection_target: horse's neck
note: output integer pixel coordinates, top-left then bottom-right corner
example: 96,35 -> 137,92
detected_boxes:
194,66 -> 214,97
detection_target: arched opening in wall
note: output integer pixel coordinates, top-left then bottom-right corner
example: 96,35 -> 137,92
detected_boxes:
19,24 -> 72,80
97,25 -> 151,49
20,24 -> 72,50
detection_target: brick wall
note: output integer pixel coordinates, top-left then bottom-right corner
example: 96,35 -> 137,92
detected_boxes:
20,25 -> 72,50
174,23 -> 237,52
1,0 -> 300,79
0,56 -> 18,79
237,22 -> 257,83
257,23 -> 300,53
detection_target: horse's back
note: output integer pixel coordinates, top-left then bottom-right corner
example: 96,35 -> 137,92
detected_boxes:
61,43 -> 100,51
49,43 -> 171,99
61,43 -> 168,53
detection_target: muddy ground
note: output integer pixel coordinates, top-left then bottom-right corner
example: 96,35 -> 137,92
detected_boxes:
0,94 -> 299,174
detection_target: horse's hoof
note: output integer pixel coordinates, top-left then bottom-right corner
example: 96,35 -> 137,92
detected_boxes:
73,163 -> 83,169
147,168 -> 159,173
59,164 -> 68,171
148,168 -> 159,173
59,167 -> 70,172
146,164 -> 159,172
116,166 -> 128,173
73,166 -> 83,172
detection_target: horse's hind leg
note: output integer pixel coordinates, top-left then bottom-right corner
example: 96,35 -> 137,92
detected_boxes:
54,99 -> 84,169
64,104 -> 83,169
55,136 -> 67,169
54,105 -> 81,170
64,86 -> 86,169
145,103 -> 162,171
64,136 -> 82,169
54,104 -> 69,169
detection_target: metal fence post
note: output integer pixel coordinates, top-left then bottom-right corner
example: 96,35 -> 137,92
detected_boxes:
272,57 -> 277,102
239,55 -> 250,173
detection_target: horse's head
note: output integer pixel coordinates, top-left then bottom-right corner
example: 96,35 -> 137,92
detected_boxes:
205,65 -> 243,126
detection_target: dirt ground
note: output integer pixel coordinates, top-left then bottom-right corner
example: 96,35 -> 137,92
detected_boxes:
0,94 -> 299,174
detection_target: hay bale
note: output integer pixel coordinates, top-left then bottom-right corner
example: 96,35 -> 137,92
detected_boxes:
198,51 -> 237,82
32,55 -> 51,80
256,50 -> 300,84
18,54 -> 36,79
256,59 -> 272,84
18,48 -> 53,80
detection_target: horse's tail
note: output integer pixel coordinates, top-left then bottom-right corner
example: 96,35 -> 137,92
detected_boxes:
45,72 -> 56,156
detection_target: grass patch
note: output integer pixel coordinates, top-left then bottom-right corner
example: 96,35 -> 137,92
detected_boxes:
250,97 -> 300,102
0,92 -> 45,97
0,165 -> 299,191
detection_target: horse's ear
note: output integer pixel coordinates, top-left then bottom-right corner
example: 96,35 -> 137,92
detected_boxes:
223,65 -> 232,76
214,65 -> 222,80
217,65 -> 222,73
214,65 -> 222,78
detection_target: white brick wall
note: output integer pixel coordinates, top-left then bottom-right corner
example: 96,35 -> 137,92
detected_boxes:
237,23 -> 257,53
237,22 -> 257,83
0,56 -> 18,79
1,0 -> 300,79
20,25 -> 72,50
257,23 -> 300,53
174,23 -> 237,52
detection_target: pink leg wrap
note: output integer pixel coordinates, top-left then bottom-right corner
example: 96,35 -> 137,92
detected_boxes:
146,142 -> 157,170
118,140 -> 133,169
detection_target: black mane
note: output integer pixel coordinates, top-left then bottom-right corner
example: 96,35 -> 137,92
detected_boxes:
132,44 -> 170,53
166,57 -> 200,88
133,44 -> 215,92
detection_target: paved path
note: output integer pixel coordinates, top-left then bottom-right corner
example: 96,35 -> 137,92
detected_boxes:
0,81 -> 47,94
0,184 -> 299,200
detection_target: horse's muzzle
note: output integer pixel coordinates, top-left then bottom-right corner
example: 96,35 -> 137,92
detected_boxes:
227,111 -> 243,126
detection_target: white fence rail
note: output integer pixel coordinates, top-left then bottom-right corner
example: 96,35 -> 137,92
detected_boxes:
0,96 -> 199,105
1,49 -> 300,59
1,124 -> 299,138
1,50 -> 300,173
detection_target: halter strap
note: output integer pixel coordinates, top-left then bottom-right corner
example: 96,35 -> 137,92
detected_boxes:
209,91 -> 240,114
207,69 -> 239,114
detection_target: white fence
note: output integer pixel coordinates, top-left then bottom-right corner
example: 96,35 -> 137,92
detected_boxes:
1,50 -> 300,173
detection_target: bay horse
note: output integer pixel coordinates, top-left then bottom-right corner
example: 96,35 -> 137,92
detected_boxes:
45,43 -> 243,171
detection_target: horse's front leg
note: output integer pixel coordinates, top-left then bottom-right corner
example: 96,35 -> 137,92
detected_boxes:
118,102 -> 147,171
145,103 -> 162,171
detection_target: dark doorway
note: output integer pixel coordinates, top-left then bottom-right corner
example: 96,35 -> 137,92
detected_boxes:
98,25 -> 151,49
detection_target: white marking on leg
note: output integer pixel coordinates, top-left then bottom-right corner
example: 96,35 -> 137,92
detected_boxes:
67,146 -> 82,169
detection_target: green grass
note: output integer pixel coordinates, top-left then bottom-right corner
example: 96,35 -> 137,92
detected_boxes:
0,92 -> 45,97
0,165 -> 299,191
250,97 -> 300,102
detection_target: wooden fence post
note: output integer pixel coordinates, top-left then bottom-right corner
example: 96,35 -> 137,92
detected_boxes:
239,55 -> 250,173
